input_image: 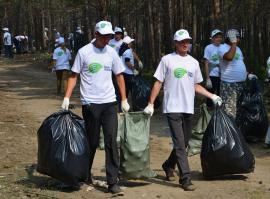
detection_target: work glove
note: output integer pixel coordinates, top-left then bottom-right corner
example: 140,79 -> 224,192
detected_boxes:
211,94 -> 222,106
121,99 -> 130,113
248,73 -> 258,80
138,61 -> 143,69
227,29 -> 238,43
143,103 -> 154,116
133,69 -> 139,76
206,78 -> 212,89
61,97 -> 69,110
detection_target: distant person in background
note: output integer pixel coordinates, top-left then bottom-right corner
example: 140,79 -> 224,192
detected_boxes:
68,32 -> 74,52
109,26 -> 123,54
203,29 -> 223,108
53,29 -> 61,48
74,26 -> 84,53
52,37 -> 72,95
265,56 -> 270,83
43,27 -> 49,50
3,27 -> 13,58
14,35 -> 28,54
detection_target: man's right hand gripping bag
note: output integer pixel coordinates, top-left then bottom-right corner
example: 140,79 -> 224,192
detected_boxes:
37,110 -> 89,185
200,107 -> 255,178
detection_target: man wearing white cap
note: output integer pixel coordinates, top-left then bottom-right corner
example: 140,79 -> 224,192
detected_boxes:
52,37 -> 71,95
109,26 -> 123,54
61,20 -> 129,194
203,29 -> 223,108
3,27 -> 13,58
143,29 -> 222,191
218,28 -> 247,120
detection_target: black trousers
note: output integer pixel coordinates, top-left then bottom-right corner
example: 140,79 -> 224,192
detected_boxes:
82,102 -> 119,185
163,113 -> 193,183
4,45 -> 13,58
206,76 -> 220,107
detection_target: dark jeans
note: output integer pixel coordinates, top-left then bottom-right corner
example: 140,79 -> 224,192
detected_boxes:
206,76 -> 220,107
163,113 -> 193,183
123,73 -> 134,109
82,102 -> 119,185
4,45 -> 13,58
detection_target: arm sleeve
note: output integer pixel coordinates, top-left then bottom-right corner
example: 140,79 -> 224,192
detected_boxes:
194,61 -> 203,84
112,50 -> 125,75
52,49 -> 57,60
203,46 -> 210,60
153,57 -> 166,83
71,51 -> 83,73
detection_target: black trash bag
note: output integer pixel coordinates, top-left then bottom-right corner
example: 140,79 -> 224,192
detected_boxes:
37,110 -> 89,185
131,75 -> 160,111
201,107 -> 255,178
237,79 -> 269,141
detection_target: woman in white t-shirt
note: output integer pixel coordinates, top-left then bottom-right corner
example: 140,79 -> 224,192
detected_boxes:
218,29 -> 247,120
118,36 -> 140,100
52,37 -> 72,95
203,29 -> 223,108
143,29 -> 222,191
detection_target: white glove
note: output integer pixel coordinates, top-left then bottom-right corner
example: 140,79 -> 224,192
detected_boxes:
133,69 -> 139,76
138,61 -> 143,69
143,103 -> 154,116
211,94 -> 222,106
61,97 -> 69,110
227,30 -> 237,43
121,99 -> 130,112
248,73 -> 258,80
206,78 -> 212,89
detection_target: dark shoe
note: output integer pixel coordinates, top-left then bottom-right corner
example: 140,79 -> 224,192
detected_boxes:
108,184 -> 124,195
84,176 -> 93,185
181,180 -> 196,191
162,163 -> 175,181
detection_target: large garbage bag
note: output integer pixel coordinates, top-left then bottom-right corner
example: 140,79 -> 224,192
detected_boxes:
201,107 -> 255,178
237,79 -> 269,141
188,103 -> 211,156
131,75 -> 161,111
37,110 -> 89,184
120,112 -> 157,179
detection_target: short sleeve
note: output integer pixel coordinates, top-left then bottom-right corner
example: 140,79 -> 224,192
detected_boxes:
68,50 -> 72,60
71,52 -> 83,73
52,49 -> 57,60
194,61 -> 203,84
203,45 -> 210,60
111,50 -> 125,75
154,57 -> 167,82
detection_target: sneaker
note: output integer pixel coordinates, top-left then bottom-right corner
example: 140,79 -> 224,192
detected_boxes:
108,184 -> 124,195
162,163 -> 175,181
181,180 -> 196,191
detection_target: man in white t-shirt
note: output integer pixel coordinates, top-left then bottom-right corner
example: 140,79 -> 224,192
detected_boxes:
203,29 -> 223,108
109,27 -> 123,54
3,28 -> 13,58
52,37 -> 72,95
218,28 -> 247,120
143,29 -> 222,191
61,21 -> 129,194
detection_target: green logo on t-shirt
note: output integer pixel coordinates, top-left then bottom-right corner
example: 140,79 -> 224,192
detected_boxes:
88,63 -> 103,73
174,67 -> 187,79
57,51 -> 64,57
109,44 -> 115,48
211,54 -> 219,62
234,53 -> 240,60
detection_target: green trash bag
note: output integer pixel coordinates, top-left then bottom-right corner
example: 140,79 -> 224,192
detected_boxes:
120,112 -> 157,179
188,103 -> 211,156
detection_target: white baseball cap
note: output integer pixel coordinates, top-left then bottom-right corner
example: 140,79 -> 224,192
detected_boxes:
123,36 -> 134,44
58,37 -> 65,44
211,29 -> 223,38
174,29 -> 192,41
114,26 -> 123,33
3,27 -> 9,31
95,21 -> 114,35
226,28 -> 240,38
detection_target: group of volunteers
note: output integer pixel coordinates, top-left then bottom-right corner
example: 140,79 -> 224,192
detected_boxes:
49,19 -> 259,194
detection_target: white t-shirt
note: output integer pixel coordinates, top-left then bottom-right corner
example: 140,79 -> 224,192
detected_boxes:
72,43 -> 125,105
154,52 -> 203,114
122,49 -> 134,75
267,57 -> 270,77
108,38 -> 123,54
203,43 -> 220,77
3,32 -> 12,45
53,47 -> 72,70
218,44 -> 247,82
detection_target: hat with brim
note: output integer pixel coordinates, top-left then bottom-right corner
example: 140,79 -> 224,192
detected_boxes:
114,27 -> 123,33
58,37 -> 65,45
123,36 -> 134,44
211,29 -> 223,38
3,27 -> 8,31
174,29 -> 192,41
95,21 -> 114,35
